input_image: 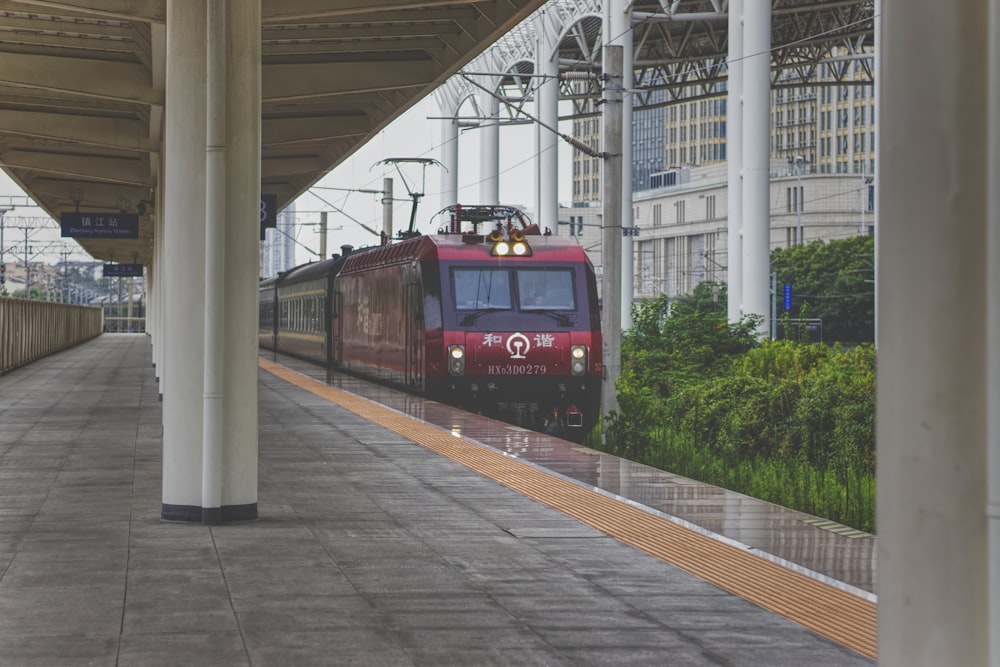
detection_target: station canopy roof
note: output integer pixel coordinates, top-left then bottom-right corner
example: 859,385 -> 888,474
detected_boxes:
0,1 -> 873,266
0,0 -> 550,265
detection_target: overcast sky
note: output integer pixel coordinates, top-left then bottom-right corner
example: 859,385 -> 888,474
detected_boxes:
0,93 -> 573,267
289,94 -> 574,265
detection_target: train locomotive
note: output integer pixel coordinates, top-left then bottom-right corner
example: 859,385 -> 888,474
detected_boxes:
259,204 -> 603,441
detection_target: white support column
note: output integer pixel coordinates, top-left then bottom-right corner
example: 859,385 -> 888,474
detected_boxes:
535,13 -> 559,234
606,0 -> 634,329
741,0 -> 770,336
155,160 -> 166,394
162,2 -> 207,521
149,19 -> 165,382
873,0 -> 881,348
151,170 -> 162,387
726,0 -> 744,324
988,2 -> 1000,663
440,116 -> 459,208
479,81 -> 500,205
146,258 -> 155,359
202,0 -> 226,524
878,1 -> 989,664
220,0 -> 260,521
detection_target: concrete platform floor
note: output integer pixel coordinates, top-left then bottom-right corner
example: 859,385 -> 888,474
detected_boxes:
0,335 -> 873,665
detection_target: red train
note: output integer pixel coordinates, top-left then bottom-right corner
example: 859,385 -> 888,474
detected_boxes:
259,205 -> 603,441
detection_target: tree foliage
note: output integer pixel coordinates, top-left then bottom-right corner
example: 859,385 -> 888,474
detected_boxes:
606,276 -> 876,532
624,286 -> 761,397
771,234 -> 875,344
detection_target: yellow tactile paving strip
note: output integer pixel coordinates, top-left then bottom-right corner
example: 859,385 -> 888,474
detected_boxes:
260,358 -> 877,660
801,517 -> 871,539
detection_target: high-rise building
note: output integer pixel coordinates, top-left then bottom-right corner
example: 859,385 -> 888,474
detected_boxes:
262,202 -> 296,277
566,48 -> 876,301
571,47 -> 876,199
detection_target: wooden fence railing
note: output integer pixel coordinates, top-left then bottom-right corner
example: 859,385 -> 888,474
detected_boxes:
0,297 -> 103,374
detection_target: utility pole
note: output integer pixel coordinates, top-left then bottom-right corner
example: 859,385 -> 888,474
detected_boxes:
319,211 -> 328,259
770,271 -> 777,340
127,276 -> 134,332
0,206 -> 12,292
600,44 -> 623,444
382,177 -> 393,240
373,158 -> 441,235
61,247 -> 69,302
23,228 -> 30,299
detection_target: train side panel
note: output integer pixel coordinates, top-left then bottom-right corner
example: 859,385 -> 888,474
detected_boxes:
258,277 -> 278,351
259,257 -> 340,365
275,279 -> 327,365
334,250 -> 432,392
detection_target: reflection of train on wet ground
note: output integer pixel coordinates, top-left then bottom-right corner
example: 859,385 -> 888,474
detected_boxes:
259,204 -> 603,441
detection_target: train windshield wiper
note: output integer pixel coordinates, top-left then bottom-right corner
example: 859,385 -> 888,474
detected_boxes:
459,307 -> 506,325
527,309 -> 574,326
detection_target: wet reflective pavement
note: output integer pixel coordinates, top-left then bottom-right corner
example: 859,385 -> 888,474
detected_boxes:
269,353 -> 876,598
0,337 -> 875,664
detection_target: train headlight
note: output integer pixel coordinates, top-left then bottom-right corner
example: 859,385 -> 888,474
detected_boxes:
570,345 -> 587,375
448,345 -> 466,375
491,240 -> 531,257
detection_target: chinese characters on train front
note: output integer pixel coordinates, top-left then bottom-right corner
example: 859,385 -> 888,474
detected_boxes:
479,331 -> 557,375
60,212 -> 139,239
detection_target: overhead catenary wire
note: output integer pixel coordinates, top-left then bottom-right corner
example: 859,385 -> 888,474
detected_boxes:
305,6 -> 877,238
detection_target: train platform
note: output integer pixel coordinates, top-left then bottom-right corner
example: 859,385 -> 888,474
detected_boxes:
0,335 -> 874,665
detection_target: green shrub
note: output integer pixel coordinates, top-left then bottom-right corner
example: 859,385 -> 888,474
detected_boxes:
605,295 -> 876,533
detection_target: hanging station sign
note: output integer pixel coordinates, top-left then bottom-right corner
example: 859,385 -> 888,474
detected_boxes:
260,193 -> 278,241
60,212 -> 139,239
103,263 -> 144,278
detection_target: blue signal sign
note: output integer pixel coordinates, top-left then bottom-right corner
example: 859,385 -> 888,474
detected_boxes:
783,284 -> 793,311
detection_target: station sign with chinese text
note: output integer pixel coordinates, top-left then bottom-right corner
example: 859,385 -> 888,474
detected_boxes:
103,263 -> 144,278
60,212 -> 139,239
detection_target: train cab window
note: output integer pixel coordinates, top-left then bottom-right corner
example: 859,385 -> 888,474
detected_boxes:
516,268 -> 576,311
452,268 -> 512,310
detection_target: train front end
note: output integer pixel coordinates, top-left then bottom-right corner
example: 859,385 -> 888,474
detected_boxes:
429,208 -> 603,441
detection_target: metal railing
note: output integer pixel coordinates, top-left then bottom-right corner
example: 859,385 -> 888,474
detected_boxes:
103,317 -> 146,333
0,297 -> 103,374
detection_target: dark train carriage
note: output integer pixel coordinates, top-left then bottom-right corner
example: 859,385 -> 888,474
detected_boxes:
262,257 -> 341,366
260,205 -> 603,441
258,274 -> 279,351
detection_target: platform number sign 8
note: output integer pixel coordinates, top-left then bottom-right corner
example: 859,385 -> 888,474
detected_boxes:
260,193 -> 277,240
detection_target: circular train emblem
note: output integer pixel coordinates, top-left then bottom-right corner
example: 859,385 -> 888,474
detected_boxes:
506,332 -> 530,359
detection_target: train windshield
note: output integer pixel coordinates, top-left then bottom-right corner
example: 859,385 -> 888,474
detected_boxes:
452,268 -> 512,310
516,268 -> 576,311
